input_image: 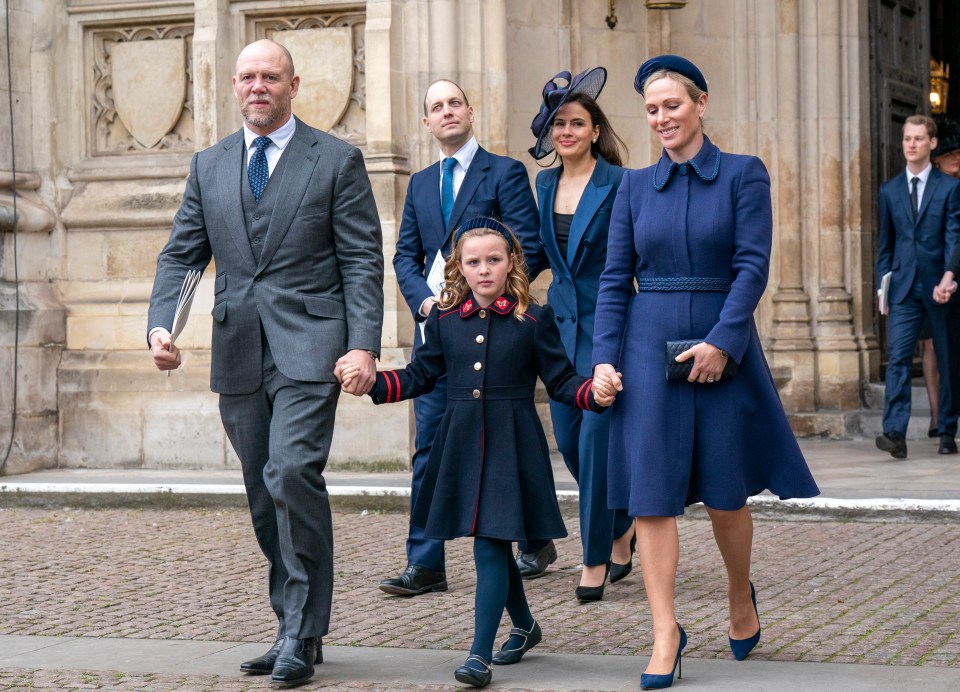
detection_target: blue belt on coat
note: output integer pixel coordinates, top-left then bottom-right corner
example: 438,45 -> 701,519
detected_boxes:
636,276 -> 732,292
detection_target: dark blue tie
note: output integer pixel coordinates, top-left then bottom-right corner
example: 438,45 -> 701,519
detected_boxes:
248,136 -> 273,203
441,157 -> 457,228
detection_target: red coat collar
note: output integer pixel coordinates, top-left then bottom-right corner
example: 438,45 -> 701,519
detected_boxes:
459,294 -> 517,317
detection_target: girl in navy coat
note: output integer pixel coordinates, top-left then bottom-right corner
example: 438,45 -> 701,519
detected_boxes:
340,216 -> 615,688
592,56 -> 819,689
520,66 -> 635,600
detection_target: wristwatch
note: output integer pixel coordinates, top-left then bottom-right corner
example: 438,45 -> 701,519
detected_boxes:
717,347 -> 729,358
365,350 -> 379,361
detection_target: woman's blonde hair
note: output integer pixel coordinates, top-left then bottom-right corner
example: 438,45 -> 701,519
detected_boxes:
438,217 -> 533,319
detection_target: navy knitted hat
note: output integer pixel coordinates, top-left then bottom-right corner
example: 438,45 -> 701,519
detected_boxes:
454,216 -> 514,251
634,55 -> 708,96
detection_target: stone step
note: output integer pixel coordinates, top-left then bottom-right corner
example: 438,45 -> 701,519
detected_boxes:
862,381 -> 933,412
789,379 -> 943,440
789,409 -> 939,441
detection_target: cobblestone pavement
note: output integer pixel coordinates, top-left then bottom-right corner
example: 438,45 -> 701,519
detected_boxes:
0,506 -> 958,689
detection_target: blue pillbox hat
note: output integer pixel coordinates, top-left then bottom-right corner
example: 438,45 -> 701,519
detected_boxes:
634,55 -> 708,96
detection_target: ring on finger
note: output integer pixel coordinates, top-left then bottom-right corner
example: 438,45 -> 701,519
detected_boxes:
706,378 -> 715,383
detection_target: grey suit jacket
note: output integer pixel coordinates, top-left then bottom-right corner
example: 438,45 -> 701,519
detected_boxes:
148,118 -> 384,395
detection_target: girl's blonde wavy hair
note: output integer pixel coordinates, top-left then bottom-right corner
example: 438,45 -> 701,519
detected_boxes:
438,217 -> 533,320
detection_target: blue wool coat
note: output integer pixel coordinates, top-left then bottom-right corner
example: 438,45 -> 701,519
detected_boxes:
592,136 -> 819,517
370,296 -> 603,541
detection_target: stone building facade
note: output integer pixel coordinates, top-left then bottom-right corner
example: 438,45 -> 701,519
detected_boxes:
0,1 -> 947,473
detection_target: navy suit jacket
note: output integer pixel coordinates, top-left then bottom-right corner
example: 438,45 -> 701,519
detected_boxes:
393,146 -> 543,335
877,167 -> 960,305
536,155 -> 625,373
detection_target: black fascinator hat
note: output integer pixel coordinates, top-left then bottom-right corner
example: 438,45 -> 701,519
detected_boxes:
529,67 -> 607,160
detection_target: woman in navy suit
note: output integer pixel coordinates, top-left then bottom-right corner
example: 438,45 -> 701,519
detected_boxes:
524,68 -> 635,601
592,56 -> 819,689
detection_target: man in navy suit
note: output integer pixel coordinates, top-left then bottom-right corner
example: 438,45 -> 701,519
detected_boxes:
382,79 -> 543,595
876,114 -> 960,459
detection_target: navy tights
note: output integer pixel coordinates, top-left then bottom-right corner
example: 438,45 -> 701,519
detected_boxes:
469,536 -> 535,664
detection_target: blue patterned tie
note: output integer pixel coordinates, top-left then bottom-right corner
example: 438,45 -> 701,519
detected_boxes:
248,136 -> 273,203
441,157 -> 457,229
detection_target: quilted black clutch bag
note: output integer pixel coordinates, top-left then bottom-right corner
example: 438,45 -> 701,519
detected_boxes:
665,339 -> 738,381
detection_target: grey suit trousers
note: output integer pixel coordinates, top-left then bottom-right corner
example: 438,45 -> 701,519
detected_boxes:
219,339 -> 338,639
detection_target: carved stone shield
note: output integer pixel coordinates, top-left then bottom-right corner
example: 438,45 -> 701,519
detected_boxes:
276,28 -> 353,131
112,39 -> 186,148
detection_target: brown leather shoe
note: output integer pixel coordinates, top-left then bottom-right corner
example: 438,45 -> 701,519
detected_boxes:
379,565 -> 448,596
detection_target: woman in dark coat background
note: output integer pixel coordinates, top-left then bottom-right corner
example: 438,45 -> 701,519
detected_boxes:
592,56 -> 819,689
517,67 -> 635,601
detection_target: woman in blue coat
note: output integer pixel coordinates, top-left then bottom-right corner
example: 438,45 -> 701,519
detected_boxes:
592,56 -> 819,689
517,67 -> 635,601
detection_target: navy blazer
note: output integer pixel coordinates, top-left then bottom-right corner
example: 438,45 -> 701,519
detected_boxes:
536,156 -> 625,373
877,167 -> 960,305
393,146 -> 544,332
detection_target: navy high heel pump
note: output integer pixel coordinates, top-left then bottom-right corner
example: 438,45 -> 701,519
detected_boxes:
729,581 -> 761,661
640,623 -> 686,690
610,533 -> 637,584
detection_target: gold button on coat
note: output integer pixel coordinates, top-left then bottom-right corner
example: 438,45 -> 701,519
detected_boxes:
479,309 -> 486,318
476,335 -> 484,343
472,389 -> 481,399
474,362 -> 482,371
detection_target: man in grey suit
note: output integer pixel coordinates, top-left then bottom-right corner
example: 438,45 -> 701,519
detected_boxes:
147,40 -> 383,686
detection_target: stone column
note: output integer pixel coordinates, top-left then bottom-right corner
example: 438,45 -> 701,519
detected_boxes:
1,0 -> 63,474
766,0 -> 816,412
804,1 -> 862,412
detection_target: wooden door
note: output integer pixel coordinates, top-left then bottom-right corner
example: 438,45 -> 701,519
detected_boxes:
869,0 -> 930,375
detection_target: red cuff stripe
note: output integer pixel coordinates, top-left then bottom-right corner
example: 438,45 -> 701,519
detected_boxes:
389,371 -> 402,402
576,378 -> 592,410
382,372 -> 393,403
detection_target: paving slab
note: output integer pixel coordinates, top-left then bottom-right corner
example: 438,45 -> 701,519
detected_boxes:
0,636 -> 957,690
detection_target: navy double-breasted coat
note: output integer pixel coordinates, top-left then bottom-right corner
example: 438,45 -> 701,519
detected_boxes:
592,137 -> 819,517
370,296 -> 603,541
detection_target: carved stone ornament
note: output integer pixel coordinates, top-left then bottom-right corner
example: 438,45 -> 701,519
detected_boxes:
252,9 -> 366,145
275,28 -> 353,132
111,39 -> 187,148
91,25 -> 194,154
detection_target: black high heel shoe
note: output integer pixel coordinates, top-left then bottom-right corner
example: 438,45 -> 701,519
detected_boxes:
729,581 -> 761,661
640,623 -> 686,690
575,562 -> 610,602
610,533 -> 637,584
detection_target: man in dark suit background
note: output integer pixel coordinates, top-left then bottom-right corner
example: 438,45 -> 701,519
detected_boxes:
148,39 -> 383,685
382,79 -> 545,596
876,114 -> 960,459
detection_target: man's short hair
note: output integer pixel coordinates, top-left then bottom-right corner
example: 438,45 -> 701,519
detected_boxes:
904,114 -> 937,138
422,79 -> 470,117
